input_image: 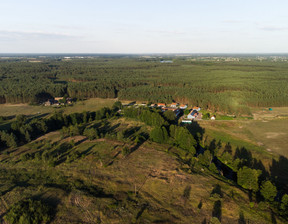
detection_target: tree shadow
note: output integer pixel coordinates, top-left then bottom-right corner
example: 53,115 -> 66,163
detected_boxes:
185,121 -> 205,141
234,147 -> 253,168
212,200 -> 222,222
79,144 -> 96,157
211,184 -> 223,198
136,203 -> 149,220
271,210 -> 277,224
31,193 -> 61,224
270,155 -> 288,192
251,158 -> 270,181
238,210 -> 246,224
124,126 -> 141,139
223,142 -> 232,154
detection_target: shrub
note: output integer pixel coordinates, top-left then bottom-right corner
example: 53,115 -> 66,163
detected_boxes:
4,199 -> 52,224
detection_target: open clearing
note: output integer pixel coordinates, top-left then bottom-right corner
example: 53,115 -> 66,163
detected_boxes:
0,98 -> 116,117
199,117 -> 288,158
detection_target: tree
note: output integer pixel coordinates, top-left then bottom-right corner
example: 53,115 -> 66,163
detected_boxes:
150,126 -> 168,144
175,127 -> 196,155
260,181 -> 277,202
83,127 -> 99,140
202,112 -> 210,119
0,132 -> 18,148
280,194 -> 288,217
4,199 -> 51,224
184,109 -> 190,115
237,166 -> 261,192
163,110 -> 176,123
112,101 -> 122,112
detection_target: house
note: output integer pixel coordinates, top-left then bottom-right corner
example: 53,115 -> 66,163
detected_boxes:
150,104 -> 156,108
193,106 -> 201,111
44,99 -> 55,106
187,110 -> 198,119
179,104 -> 188,109
66,98 -> 73,104
55,97 -> 63,101
182,119 -> 192,123
211,115 -> 216,120
157,103 -> 166,107
170,102 -> 179,108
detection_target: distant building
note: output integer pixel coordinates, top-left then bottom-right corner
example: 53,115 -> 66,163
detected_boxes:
187,110 -> 198,119
211,115 -> 216,120
170,102 -> 179,108
179,104 -> 188,109
193,106 -> 201,111
55,97 -> 63,101
158,103 -> 166,107
44,99 -> 54,106
182,119 -> 192,123
160,60 -> 173,63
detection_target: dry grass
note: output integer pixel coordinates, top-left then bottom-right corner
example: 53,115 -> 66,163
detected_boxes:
0,98 -> 116,117
0,103 -> 55,116
199,117 -> 288,158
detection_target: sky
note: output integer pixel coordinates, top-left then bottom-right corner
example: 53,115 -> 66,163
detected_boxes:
1,0 -> 288,53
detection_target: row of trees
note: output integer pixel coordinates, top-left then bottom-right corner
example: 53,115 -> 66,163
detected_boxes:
0,107 -> 117,150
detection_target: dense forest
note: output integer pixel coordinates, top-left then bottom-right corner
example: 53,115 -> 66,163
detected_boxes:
1,56 -> 288,114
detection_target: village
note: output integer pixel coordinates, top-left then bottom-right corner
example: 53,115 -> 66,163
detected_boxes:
44,97 -> 74,107
122,101 -> 216,123
44,97 -> 216,122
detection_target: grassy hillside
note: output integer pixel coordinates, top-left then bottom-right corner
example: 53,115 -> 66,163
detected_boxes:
1,115 -> 287,223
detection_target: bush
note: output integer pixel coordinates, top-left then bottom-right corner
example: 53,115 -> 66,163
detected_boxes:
4,199 -> 52,224
122,146 -> 131,156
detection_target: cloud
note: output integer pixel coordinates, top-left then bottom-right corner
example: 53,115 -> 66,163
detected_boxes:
222,20 -> 245,24
145,29 -> 187,36
0,30 -> 80,41
259,26 -> 288,31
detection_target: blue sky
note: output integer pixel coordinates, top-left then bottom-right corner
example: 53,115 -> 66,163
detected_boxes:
1,0 -> 288,53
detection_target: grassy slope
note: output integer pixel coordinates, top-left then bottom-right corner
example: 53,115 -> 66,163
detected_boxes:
0,118 -> 285,224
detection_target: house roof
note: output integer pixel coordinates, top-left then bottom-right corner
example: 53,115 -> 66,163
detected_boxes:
158,103 -> 166,106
